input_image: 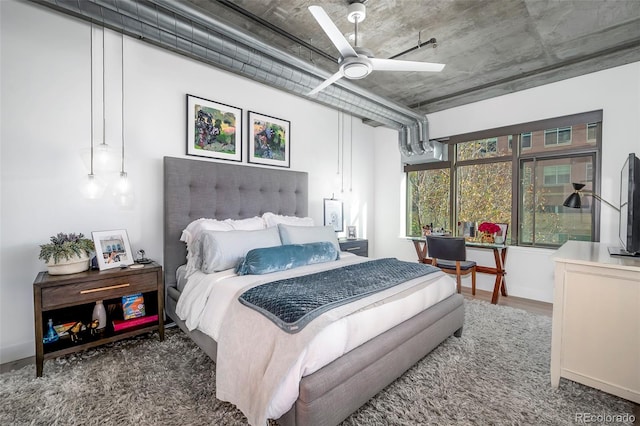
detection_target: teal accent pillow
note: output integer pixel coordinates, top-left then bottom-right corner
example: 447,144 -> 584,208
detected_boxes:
236,242 -> 339,275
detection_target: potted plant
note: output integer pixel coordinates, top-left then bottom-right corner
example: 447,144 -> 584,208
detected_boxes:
39,232 -> 95,275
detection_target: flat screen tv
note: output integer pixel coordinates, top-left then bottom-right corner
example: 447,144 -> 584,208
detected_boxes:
609,153 -> 640,257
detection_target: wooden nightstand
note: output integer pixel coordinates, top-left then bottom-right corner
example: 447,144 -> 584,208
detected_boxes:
33,262 -> 164,377
339,238 -> 369,257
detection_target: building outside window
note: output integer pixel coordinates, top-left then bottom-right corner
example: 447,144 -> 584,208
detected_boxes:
544,127 -> 572,146
405,112 -> 602,248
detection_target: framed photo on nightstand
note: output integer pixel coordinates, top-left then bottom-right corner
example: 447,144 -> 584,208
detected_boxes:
92,229 -> 134,270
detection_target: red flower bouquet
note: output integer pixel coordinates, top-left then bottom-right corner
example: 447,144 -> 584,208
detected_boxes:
478,222 -> 500,234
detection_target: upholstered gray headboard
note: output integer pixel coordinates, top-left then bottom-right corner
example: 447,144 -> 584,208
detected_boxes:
163,156 -> 308,288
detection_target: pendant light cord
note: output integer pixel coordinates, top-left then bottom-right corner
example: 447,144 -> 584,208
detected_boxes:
90,24 -> 94,176
121,33 -> 125,174
350,114 -> 353,192
102,27 -> 106,149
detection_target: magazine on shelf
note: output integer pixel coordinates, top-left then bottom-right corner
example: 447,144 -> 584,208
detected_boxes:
112,314 -> 158,332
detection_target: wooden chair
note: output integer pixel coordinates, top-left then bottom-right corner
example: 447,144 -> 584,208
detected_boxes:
426,235 -> 477,294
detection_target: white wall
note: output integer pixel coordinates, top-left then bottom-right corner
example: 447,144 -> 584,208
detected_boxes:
0,0 -> 374,363
373,61 -> 640,302
3,0 -> 639,365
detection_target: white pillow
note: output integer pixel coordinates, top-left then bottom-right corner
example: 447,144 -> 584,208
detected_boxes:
277,224 -> 340,252
263,212 -> 314,228
225,216 -> 266,230
180,218 -> 233,247
200,227 -> 281,273
181,216 -> 266,275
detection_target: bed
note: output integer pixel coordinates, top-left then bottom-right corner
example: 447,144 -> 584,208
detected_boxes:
163,156 -> 465,426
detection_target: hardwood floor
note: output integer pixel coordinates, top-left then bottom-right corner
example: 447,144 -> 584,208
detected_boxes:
460,286 -> 553,317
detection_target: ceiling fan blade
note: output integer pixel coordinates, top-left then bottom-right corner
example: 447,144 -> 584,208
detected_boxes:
370,58 -> 445,72
308,71 -> 344,95
308,6 -> 358,58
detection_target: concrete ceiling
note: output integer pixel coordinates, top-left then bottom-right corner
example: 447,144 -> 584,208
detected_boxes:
183,0 -> 640,115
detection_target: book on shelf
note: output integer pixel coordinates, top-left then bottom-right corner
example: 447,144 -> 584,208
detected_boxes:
121,293 -> 146,320
112,314 -> 158,332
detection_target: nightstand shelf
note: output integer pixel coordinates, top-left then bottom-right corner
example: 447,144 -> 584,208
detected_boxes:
33,262 -> 164,377
339,238 -> 369,257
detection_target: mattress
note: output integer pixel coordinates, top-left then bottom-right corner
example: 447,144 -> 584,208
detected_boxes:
175,253 -> 456,424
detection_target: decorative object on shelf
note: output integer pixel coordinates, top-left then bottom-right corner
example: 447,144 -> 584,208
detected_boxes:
186,94 -> 242,162
495,223 -> 509,244
347,226 -> 357,239
458,221 -> 476,238
43,319 -> 59,344
248,111 -> 290,168
92,229 -> 134,270
323,198 -> 344,232
68,321 -> 85,343
477,222 -> 501,244
135,249 -> 152,264
92,300 -> 107,330
39,232 -> 95,275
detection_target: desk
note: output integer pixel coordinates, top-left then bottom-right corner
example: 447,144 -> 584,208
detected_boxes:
411,237 -> 508,304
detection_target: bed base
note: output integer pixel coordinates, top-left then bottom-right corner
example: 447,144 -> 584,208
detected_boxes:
166,287 -> 464,426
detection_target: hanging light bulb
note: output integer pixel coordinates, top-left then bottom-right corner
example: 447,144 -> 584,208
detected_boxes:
114,32 -> 133,208
96,27 -> 116,171
83,23 -> 105,200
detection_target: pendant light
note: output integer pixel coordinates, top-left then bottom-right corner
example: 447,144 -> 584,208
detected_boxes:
83,24 -> 105,199
96,27 -> 112,168
115,32 -> 133,207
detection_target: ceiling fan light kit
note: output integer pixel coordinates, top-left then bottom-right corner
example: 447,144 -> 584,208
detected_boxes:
347,2 -> 366,23
307,3 -> 445,95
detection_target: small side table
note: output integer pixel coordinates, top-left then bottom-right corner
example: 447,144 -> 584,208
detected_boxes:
339,238 -> 369,257
33,262 -> 164,377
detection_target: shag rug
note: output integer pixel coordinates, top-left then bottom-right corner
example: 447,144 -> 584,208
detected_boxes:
0,299 -> 635,425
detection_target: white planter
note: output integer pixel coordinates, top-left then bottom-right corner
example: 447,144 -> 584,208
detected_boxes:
46,253 -> 90,275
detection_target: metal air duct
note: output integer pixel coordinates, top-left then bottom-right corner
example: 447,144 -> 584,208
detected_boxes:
33,0 -> 435,158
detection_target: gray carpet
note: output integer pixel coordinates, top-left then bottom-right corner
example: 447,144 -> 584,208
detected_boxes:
0,299 -> 635,425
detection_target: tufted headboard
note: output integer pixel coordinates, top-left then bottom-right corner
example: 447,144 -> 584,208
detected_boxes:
163,156 -> 308,289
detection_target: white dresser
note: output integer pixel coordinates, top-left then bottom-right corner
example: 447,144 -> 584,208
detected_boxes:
551,241 -> 640,403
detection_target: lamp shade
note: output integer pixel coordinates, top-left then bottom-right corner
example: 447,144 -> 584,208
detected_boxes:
563,192 -> 582,208
563,183 -> 586,209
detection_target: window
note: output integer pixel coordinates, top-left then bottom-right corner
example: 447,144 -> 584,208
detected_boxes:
521,156 -> 595,246
544,127 -> 572,146
405,111 -> 602,248
543,165 -> 571,186
508,133 -> 532,151
406,167 -> 450,235
457,161 -> 512,226
587,123 -> 597,143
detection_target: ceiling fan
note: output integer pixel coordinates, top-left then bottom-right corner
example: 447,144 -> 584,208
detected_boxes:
307,2 -> 445,95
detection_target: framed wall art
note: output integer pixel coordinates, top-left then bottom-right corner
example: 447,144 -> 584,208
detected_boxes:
248,111 -> 290,168
92,229 -> 134,270
323,198 -> 343,232
187,94 -> 242,162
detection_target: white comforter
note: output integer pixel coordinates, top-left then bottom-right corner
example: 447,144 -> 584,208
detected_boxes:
175,254 -> 456,425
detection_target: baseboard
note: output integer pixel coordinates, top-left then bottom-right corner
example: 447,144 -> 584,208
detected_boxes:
0,355 -> 34,374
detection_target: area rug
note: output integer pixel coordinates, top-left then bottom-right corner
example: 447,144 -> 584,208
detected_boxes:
0,299 -> 635,425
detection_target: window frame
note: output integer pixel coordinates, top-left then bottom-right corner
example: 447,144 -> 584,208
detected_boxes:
404,110 -> 603,247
